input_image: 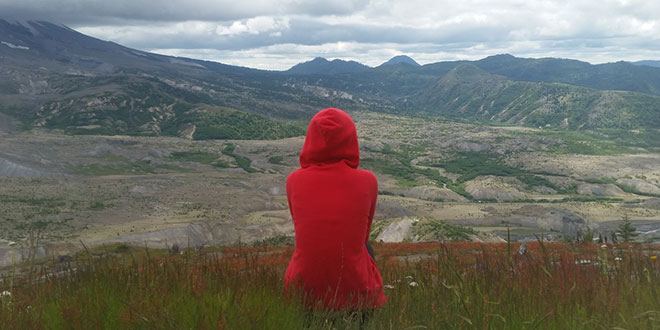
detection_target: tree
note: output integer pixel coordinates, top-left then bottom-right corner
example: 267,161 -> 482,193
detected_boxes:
616,215 -> 638,243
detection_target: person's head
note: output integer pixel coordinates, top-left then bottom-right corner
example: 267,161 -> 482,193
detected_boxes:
299,108 -> 359,168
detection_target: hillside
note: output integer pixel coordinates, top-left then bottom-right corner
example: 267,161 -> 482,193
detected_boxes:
2,18 -> 660,135
473,54 -> 660,95
414,64 -> 660,129
0,19 -> 371,138
633,60 -> 660,68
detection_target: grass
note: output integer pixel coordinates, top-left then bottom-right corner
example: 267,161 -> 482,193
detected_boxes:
88,201 -> 110,211
583,178 -> 660,198
369,218 -> 479,242
170,151 -> 229,168
0,195 -> 70,241
0,195 -> 65,208
267,156 -> 284,165
71,154 -> 188,176
2,242 -> 660,329
73,150 -> 242,176
520,129 -> 654,156
361,144 -> 471,198
411,220 -> 478,241
167,105 -> 306,141
222,143 -> 257,173
364,146 -> 627,201
426,152 -> 563,189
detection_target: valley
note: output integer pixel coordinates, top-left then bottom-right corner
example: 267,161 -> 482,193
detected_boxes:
2,111 -> 660,267
2,19 -> 660,268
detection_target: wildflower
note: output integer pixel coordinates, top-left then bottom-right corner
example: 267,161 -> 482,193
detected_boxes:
1,291 -> 10,297
383,284 -> 395,289
8,241 -> 15,247
614,257 -> 622,261
405,275 -> 414,280
409,282 -> 418,287
601,244 -> 608,249
651,256 -> 657,260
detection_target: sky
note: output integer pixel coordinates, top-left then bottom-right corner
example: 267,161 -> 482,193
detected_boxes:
1,0 -> 660,70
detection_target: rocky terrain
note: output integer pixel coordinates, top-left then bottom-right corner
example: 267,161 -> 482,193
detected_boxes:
2,112 -> 660,267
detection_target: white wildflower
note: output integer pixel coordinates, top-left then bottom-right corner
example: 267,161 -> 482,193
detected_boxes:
601,244 -> 608,249
383,284 -> 395,289
1,291 -> 10,297
614,257 -> 623,261
405,275 -> 414,279
8,241 -> 16,247
409,281 -> 418,287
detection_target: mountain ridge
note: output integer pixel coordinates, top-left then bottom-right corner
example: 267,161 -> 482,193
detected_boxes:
285,57 -> 371,75
632,60 -> 660,68
472,54 -> 660,95
2,18 -> 660,136
414,63 -> 660,129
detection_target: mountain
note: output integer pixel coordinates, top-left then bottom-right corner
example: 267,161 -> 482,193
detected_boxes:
286,57 -> 370,75
2,18 -> 660,135
380,55 -> 420,67
632,60 -> 660,68
413,64 -> 660,129
473,54 -> 660,95
0,19 -> 370,139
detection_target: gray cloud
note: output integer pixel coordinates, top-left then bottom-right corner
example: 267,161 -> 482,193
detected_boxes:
0,0 -> 369,24
2,0 -> 659,69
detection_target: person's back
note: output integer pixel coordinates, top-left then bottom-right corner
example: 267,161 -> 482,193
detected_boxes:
284,108 -> 387,309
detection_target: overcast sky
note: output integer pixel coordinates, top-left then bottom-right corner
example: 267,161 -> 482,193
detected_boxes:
2,0 -> 659,70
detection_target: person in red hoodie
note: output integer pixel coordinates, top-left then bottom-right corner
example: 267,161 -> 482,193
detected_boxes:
284,107 -> 387,310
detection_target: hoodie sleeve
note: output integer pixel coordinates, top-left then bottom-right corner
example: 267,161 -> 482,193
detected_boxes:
365,172 -> 378,243
286,171 -> 296,220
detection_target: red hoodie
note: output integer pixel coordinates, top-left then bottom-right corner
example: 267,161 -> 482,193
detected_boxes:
284,108 -> 387,309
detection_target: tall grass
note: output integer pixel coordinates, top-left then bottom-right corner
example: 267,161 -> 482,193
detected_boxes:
2,242 -> 660,329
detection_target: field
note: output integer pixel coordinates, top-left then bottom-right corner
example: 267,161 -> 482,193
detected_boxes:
2,241 -> 660,329
2,111 -> 660,268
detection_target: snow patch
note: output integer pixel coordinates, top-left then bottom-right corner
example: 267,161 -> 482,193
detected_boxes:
9,20 -> 41,36
169,58 -> 206,69
59,24 -> 78,33
1,41 -> 29,50
131,50 -> 148,57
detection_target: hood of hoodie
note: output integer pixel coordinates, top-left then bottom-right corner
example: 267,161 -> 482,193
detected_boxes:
299,108 -> 359,168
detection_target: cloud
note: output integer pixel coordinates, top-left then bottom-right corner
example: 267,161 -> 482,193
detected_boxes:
0,0 -> 369,24
150,36 -> 660,71
2,0 -> 660,69
215,17 -> 289,36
